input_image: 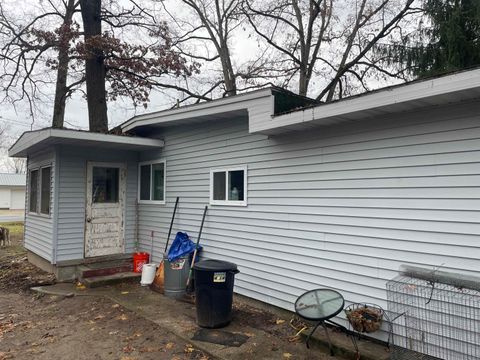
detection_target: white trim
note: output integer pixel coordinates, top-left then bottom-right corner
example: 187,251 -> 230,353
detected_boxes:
9,128 -> 165,158
137,159 -> 166,205
258,68 -> 480,133
27,164 -> 52,217
209,165 -> 248,207
121,88 -> 274,131
39,165 -> 52,215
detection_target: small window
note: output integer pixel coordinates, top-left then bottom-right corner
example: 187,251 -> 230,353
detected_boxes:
138,160 -> 165,203
210,167 -> 247,206
40,167 -> 51,214
29,169 -> 39,213
92,167 -> 119,203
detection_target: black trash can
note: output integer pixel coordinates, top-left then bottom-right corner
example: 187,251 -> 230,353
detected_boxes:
193,259 -> 239,328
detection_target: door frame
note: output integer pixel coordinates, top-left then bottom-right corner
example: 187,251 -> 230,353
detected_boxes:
84,161 -> 127,258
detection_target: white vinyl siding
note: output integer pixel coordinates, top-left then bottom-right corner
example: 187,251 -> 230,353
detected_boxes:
136,100 -> 480,339
55,146 -> 139,262
25,150 -> 55,262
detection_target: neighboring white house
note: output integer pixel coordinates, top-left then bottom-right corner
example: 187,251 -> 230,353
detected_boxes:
8,68 -> 480,345
0,173 -> 26,210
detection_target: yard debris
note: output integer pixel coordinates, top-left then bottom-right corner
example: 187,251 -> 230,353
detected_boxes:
117,314 -> 129,321
165,342 -> 175,350
121,291 -> 129,295
112,303 -> 120,308
275,319 -> 286,325
283,353 -> 293,358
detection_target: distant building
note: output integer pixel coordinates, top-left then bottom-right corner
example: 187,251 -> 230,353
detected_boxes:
0,173 -> 26,210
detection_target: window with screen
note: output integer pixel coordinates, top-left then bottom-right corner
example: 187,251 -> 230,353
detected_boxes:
40,166 -> 51,214
210,167 -> 247,206
29,169 -> 39,213
138,160 -> 165,203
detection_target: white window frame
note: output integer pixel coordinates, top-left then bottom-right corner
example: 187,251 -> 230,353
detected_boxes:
137,159 -> 166,205
210,166 -> 247,206
28,164 -> 52,217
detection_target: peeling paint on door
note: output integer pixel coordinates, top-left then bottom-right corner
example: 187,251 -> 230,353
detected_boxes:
85,162 -> 126,257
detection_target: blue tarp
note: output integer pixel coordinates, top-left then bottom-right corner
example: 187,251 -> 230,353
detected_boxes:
167,232 -> 201,262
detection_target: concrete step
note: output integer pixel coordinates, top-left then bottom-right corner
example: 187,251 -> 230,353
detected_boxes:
82,272 -> 141,288
78,260 -> 133,278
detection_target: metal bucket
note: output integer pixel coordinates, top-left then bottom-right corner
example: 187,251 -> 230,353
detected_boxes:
164,254 -> 191,299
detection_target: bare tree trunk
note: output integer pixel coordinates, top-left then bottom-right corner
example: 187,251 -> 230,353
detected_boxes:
80,0 -> 108,133
52,0 -> 76,128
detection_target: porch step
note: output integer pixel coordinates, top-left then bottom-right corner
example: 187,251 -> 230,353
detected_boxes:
77,260 -> 133,279
82,272 -> 141,288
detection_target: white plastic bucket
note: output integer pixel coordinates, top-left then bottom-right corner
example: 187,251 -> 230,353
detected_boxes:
140,263 -> 157,286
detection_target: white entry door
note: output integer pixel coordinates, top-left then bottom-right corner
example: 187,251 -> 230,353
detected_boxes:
85,162 -> 126,257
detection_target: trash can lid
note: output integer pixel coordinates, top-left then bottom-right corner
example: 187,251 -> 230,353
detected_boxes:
193,259 -> 238,272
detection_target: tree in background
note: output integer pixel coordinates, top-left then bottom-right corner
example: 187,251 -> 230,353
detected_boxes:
0,0 -> 197,132
244,0 -> 418,100
380,0 -> 480,78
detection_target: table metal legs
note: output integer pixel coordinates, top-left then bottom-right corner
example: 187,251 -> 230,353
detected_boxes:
305,321 -> 334,356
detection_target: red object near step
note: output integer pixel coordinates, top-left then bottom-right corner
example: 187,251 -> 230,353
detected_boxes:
133,252 -> 150,273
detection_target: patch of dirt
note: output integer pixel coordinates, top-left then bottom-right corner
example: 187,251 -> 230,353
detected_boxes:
0,239 -> 209,360
0,243 -> 55,293
0,293 -> 209,360
233,300 -> 309,343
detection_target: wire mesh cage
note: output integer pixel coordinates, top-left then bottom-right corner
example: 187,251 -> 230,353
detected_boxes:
386,273 -> 480,360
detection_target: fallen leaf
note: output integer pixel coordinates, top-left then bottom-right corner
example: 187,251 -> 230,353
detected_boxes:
94,315 -> 105,320
117,314 -> 128,321
112,304 -> 120,308
109,331 -> 119,335
184,344 -> 194,353
123,345 -> 134,353
276,319 -> 286,325
244,332 -> 255,337
165,342 -> 175,350
121,291 -> 129,295
283,353 -> 293,359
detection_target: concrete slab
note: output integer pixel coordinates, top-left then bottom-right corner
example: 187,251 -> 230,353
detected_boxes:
31,283 -> 391,360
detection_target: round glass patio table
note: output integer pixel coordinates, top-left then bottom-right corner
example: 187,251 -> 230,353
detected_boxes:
294,289 -> 345,353
295,288 -> 344,321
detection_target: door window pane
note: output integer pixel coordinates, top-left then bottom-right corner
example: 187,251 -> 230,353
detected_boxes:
40,167 -> 51,214
213,172 -> 226,200
29,170 -> 38,212
152,163 -> 164,201
228,170 -> 244,201
92,167 -> 119,203
139,165 -> 151,200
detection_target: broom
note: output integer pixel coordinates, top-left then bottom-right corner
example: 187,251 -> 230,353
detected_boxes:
186,205 -> 208,293
150,196 -> 179,293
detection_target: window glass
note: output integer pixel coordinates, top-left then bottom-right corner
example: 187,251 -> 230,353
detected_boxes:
92,167 -> 119,203
213,172 -> 226,200
40,167 -> 51,214
228,170 -> 244,201
140,165 -> 151,200
29,170 -> 39,212
152,163 -> 165,201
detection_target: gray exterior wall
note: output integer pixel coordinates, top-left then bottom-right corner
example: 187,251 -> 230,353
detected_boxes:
137,100 -> 480,325
55,146 -> 139,262
25,149 -> 56,262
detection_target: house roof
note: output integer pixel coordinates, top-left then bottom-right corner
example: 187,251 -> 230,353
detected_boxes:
259,67 -> 480,135
121,87 -> 317,132
0,173 -> 26,187
9,128 -> 165,158
121,67 -> 480,135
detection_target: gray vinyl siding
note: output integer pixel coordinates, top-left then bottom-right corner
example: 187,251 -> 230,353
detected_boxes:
137,100 -> 480,327
25,149 -> 55,262
55,146 -> 139,262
